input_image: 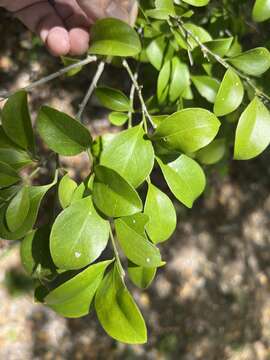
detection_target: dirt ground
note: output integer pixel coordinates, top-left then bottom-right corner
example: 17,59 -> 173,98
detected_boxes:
1,9 -> 270,360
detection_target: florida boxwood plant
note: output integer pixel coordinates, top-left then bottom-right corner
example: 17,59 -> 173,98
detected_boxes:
0,0 -> 270,344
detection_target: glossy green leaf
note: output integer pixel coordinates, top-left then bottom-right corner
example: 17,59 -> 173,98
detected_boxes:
37,106 -> 92,156
157,155 -> 206,208
89,18 -> 141,56
115,214 -> 163,268
153,108 -> 220,153
174,24 -> 211,50
234,97 -> 270,160
95,87 -> 131,112
192,76 -> 220,103
0,161 -> 20,188
144,183 -> 176,243
196,139 -> 226,165
128,261 -> 156,289
228,48 -> 270,76
0,173 -> 57,240
45,260 -> 113,318
146,36 -> 174,70
0,148 -> 32,170
108,112 -> 128,126
182,0 -> 210,6
93,166 -> 142,217
214,68 -> 244,116
1,91 -> 35,153
58,174 -> 77,209
20,226 -> 55,279
100,125 -> 154,188
6,186 -> 30,232
70,182 -> 86,203
204,37 -> 233,57
50,196 -> 109,270
252,0 -> 270,22
95,265 -> 147,344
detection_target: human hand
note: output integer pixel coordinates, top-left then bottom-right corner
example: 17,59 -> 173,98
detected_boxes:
0,0 -> 138,56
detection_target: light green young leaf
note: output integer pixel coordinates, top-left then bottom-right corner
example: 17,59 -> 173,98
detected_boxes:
157,155 -> 206,208
6,186 -> 30,232
182,0 -> 210,6
174,23 -> 211,50
128,261 -> 156,289
252,0 -> 270,22
108,112 -> 128,126
50,196 -> 109,270
37,106 -> 92,156
20,226 -> 55,279
196,139 -> 226,165
234,97 -> 270,160
153,108 -> 220,153
45,260 -> 113,318
95,265 -> 147,344
89,18 -> 141,56
95,87 -> 131,112
144,183 -> 176,243
0,161 -> 20,188
169,58 -> 190,102
0,173 -> 58,240
214,68 -> 244,116
1,91 -> 35,153
228,48 -> 270,76
100,125 -> 154,188
115,213 -> 163,268
93,166 -> 143,217
192,76 -> 220,103
146,36 -> 174,70
58,174 -> 77,209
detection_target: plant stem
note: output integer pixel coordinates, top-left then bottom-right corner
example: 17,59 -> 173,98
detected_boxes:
128,80 -> 136,128
0,55 -> 97,101
109,226 -> 125,280
175,18 -> 270,103
122,59 -> 156,129
76,61 -> 105,121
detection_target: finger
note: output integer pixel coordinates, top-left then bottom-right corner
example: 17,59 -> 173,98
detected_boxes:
12,1 -> 70,56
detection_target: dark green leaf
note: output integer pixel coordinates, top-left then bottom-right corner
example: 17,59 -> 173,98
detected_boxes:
6,186 -> 30,232
0,161 -> 20,188
0,148 -> 32,170
95,87 -> 130,112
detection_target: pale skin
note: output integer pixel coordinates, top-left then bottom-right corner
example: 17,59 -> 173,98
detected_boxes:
0,0 -> 137,56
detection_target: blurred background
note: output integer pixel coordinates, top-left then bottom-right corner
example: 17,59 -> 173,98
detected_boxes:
1,5 -> 270,360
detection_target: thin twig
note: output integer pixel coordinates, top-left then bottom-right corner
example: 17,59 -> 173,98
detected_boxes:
122,59 -> 156,129
109,226 -> 125,280
0,55 -> 97,101
76,61 -> 105,121
176,18 -> 270,103
128,80 -> 136,128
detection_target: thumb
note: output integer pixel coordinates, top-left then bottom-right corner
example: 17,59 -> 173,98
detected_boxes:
77,0 -> 138,25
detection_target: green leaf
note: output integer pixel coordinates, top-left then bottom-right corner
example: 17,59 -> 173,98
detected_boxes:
61,56 -> 83,76
70,182 -> 86,203
95,265 -> 147,344
50,196 -> 109,270
234,97 -> 270,160
58,174 -> 77,209
153,108 -> 220,153
45,260 -> 113,318
128,261 -> 156,289
146,35 -> 174,70
37,106 -> 92,156
20,226 -> 55,279
214,68 -> 244,116
0,173 -> 58,240
146,0 -> 175,19
115,214 -> 163,268
89,18 -> 141,57
174,24 -> 211,50
100,125 -> 154,188
0,161 -> 20,188
192,76 -> 220,103
157,155 -> 206,208
204,37 -> 233,57
144,183 -> 176,243
0,126 -> 21,149
228,48 -> 270,76
93,166 -> 142,217
1,91 -> 35,153
252,0 -> 270,22
109,112 -> 128,126
196,139 -> 226,165
95,87 -> 130,112
0,148 -> 32,170
6,186 -> 30,232
182,0 -> 210,6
